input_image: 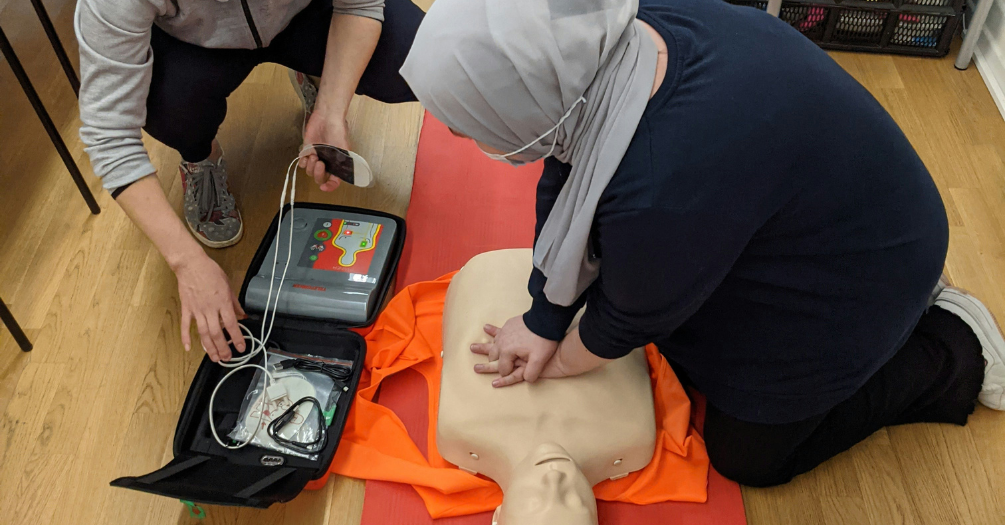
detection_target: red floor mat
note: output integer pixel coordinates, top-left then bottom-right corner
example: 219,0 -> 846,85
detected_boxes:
393,116 -> 542,291
360,112 -> 746,524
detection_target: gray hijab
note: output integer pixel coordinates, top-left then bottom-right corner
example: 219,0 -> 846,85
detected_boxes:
400,0 -> 658,306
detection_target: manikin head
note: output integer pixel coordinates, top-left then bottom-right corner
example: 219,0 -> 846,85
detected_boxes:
492,442 -> 598,525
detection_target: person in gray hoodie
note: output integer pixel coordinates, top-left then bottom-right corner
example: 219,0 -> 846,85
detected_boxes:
75,0 -> 423,361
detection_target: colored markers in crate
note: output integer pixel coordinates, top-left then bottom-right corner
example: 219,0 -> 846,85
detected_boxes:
780,5 -> 827,33
903,0 -> 953,7
892,13 -> 946,48
722,0 -> 960,56
836,10 -> 888,42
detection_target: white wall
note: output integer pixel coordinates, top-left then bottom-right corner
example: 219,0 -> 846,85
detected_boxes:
974,0 -> 1005,120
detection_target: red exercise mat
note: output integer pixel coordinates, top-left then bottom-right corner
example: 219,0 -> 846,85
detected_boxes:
393,115 -> 543,291
359,112 -> 746,524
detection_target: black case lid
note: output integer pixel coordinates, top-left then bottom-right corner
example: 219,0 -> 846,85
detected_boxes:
110,454 -> 315,508
110,203 -> 405,508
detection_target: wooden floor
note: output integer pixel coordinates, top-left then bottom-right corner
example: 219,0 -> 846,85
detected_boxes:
1,1 -> 1004,523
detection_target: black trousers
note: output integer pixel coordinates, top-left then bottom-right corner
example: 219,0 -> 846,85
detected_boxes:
703,305 -> 984,487
144,0 -> 423,163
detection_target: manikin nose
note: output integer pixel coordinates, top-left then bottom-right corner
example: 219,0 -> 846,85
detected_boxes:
543,469 -> 568,491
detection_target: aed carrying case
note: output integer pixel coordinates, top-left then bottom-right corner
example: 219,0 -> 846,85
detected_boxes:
110,203 -> 405,508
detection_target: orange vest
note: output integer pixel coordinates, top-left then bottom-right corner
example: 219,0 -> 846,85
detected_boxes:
309,273 -> 710,518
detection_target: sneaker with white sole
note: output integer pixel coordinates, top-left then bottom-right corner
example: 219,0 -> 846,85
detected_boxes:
934,287 -> 1005,410
180,154 -> 243,248
928,273 -> 950,307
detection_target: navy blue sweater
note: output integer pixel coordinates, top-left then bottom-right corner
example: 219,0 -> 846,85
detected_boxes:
523,0 -> 949,424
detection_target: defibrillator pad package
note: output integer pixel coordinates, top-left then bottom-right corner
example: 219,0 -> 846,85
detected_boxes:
228,352 -> 345,460
110,203 -> 405,508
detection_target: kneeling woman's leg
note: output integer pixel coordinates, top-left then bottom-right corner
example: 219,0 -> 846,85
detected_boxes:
267,0 -> 424,104
704,306 -> 984,487
358,0 -> 425,103
145,28 -> 260,163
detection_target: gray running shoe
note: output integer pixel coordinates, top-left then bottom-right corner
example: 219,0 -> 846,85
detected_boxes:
180,155 -> 243,248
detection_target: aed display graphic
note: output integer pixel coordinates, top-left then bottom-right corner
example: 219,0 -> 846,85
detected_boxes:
298,218 -> 382,274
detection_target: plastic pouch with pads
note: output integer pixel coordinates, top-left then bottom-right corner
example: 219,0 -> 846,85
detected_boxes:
228,351 -> 347,460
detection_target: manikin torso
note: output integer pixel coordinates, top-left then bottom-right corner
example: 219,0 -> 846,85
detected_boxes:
437,249 -> 657,525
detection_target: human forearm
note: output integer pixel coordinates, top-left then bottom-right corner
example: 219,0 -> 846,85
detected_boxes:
315,14 -> 381,121
524,267 -> 587,340
117,175 -> 247,359
472,322 -> 611,386
300,13 -> 382,188
545,328 -> 612,378
115,175 -> 208,270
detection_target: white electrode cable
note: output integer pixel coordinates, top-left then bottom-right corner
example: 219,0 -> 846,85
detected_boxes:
208,154 -> 305,450
297,143 -> 346,159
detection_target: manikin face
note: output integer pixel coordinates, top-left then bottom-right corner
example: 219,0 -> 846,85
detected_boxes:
494,442 -> 598,525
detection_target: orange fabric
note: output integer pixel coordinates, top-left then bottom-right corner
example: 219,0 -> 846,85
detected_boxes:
310,273 -> 710,518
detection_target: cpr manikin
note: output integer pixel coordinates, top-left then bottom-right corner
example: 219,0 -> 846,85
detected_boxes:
438,249 -> 657,525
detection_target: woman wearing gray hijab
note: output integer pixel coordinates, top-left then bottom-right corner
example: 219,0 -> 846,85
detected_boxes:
401,0 -> 1005,487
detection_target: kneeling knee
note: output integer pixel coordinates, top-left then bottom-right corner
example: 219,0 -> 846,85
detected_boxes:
707,443 -> 794,488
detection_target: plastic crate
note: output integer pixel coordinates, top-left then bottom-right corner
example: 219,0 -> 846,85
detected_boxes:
723,0 -> 961,57
833,8 -> 890,44
902,0 -> 952,6
897,0 -> 964,12
889,12 -> 949,48
730,0 -> 770,9
779,4 -> 831,41
823,6 -> 960,55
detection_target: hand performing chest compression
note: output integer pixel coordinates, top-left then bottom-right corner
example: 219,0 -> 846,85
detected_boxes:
471,315 -> 611,387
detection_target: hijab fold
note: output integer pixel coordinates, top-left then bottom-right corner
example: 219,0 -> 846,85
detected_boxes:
401,0 -> 658,306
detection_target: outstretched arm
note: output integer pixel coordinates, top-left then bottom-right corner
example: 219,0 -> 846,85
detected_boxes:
301,7 -> 382,189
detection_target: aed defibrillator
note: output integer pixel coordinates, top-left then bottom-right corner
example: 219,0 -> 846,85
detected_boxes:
110,203 -> 405,508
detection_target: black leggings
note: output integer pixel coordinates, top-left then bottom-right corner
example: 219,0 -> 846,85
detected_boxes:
144,0 -> 423,163
703,305 -> 984,487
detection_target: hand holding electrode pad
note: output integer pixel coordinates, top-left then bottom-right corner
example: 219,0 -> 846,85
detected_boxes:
300,144 -> 374,188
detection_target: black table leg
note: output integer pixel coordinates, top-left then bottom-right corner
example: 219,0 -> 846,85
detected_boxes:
0,298 -> 32,352
29,0 -> 79,96
0,24 -> 100,215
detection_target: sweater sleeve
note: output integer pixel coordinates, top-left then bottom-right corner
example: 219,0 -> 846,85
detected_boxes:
577,202 -> 763,360
523,158 -> 587,341
332,0 -> 385,22
75,0 -> 161,191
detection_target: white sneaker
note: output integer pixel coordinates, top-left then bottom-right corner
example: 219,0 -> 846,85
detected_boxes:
935,287 -> 1005,410
928,273 -> 950,307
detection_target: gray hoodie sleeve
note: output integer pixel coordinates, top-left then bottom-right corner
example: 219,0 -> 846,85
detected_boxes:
75,0 -> 164,191
76,0 -> 383,192
332,0 -> 385,22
